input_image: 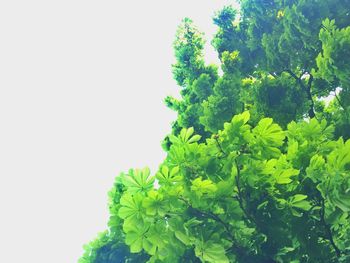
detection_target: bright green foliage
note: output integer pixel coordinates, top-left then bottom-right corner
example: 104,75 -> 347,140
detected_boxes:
79,176 -> 150,263
314,19 -> 350,139
81,1 -> 350,262
83,115 -> 350,262
120,168 -> 154,194
316,18 -> 350,90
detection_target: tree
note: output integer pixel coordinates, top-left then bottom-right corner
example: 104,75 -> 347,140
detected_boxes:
165,18 -> 218,141
81,1 -> 350,262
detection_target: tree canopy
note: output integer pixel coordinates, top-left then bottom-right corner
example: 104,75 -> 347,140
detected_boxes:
80,1 -> 350,262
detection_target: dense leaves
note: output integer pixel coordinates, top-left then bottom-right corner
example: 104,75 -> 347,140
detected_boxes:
81,1 -> 350,262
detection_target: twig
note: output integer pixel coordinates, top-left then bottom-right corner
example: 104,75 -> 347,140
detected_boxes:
334,92 -> 350,120
320,199 -> 341,258
178,197 -> 236,243
234,159 -> 257,226
214,135 -> 228,158
277,69 -> 316,118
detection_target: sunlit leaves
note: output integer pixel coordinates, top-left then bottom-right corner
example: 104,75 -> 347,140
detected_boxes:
84,111 -> 350,262
316,19 -> 350,88
218,111 -> 251,152
328,139 -> 350,170
143,224 -> 168,255
121,168 -> 155,194
325,175 -> 350,213
118,193 -> 144,227
194,241 -> 229,263
275,168 -> 299,185
191,177 -> 217,197
170,127 -> 202,145
251,118 -> 285,157
124,222 -> 151,253
142,190 -> 168,217
156,165 -> 182,185
306,154 -> 326,183
288,194 -> 312,216
81,2 -> 350,261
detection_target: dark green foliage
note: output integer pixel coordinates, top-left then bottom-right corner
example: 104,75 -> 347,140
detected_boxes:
172,18 -> 207,87
165,18 -> 219,140
81,1 -> 350,262
242,73 -> 309,127
200,51 -> 243,133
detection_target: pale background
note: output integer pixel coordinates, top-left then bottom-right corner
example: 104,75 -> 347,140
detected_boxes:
0,1 -> 236,262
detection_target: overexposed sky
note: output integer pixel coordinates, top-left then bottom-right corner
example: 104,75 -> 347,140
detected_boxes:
0,1 -> 237,262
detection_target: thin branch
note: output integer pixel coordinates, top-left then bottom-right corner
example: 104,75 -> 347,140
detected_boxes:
278,69 -> 316,118
320,199 -> 341,258
334,93 -> 344,109
334,92 -> 350,120
234,159 -> 257,226
214,135 -> 228,158
306,74 -> 316,118
178,197 -> 236,243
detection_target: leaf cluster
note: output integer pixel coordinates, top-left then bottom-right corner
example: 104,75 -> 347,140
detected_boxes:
81,1 -> 350,262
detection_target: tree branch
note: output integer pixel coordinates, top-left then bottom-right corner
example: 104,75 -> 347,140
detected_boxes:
276,69 -> 316,118
334,92 -> 350,120
234,159 -> 257,226
214,135 -> 228,158
178,197 -> 237,245
319,199 -> 341,258
306,74 -> 316,118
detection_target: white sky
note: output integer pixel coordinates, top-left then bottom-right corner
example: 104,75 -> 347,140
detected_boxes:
0,1 -> 237,262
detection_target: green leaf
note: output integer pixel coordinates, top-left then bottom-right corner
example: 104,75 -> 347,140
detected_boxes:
275,168 -> 299,184
188,134 -> 202,143
142,190 -> 168,216
118,193 -> 144,228
195,241 -> 229,263
124,222 -> 150,253
179,127 -> 202,144
185,127 -> 194,142
329,194 -> 350,212
121,168 -> 155,194
191,177 -> 217,197
156,165 -> 182,185
253,118 -> 285,147
330,140 -> 350,170
250,118 -> 285,158
289,194 -> 312,211
144,224 -> 168,255
174,231 -> 191,246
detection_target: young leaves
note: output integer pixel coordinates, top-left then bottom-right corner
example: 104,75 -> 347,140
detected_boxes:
118,193 -> 144,227
251,118 -> 285,157
124,222 -> 150,253
288,194 -> 312,216
191,177 -> 217,197
142,190 -> 168,217
194,241 -> 229,263
121,168 -> 155,194
81,2 -> 350,261
156,165 -> 182,185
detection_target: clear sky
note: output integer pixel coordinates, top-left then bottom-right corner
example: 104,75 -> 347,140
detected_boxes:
0,1 -> 237,262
